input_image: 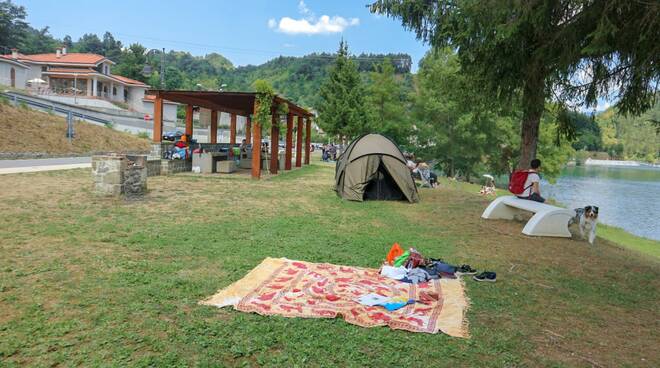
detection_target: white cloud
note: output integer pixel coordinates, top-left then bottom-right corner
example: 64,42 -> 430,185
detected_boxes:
298,0 -> 312,18
283,43 -> 296,48
276,15 -> 359,35
269,2 -> 359,35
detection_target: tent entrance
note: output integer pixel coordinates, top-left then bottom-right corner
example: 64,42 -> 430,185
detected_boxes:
363,162 -> 405,201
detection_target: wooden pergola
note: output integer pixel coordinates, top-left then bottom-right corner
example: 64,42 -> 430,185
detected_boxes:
149,90 -> 314,179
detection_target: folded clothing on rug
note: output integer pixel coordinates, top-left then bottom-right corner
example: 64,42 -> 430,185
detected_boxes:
200,257 -> 470,337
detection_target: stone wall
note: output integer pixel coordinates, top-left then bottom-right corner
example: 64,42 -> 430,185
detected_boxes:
92,154 -> 148,197
92,155 -> 127,196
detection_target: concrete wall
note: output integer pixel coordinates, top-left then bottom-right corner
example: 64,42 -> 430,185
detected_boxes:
142,100 -> 177,122
0,60 -> 28,88
127,86 -> 147,111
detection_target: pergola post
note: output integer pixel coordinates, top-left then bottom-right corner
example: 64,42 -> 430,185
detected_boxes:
210,110 -> 218,144
185,104 -> 193,139
304,116 -> 311,165
270,114 -> 279,174
295,115 -> 303,168
285,113 -> 293,170
153,95 -> 163,143
245,116 -> 252,143
251,103 -> 261,179
230,113 -> 237,147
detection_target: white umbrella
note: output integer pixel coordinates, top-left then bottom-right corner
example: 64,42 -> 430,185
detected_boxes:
28,78 -> 47,84
483,174 -> 494,180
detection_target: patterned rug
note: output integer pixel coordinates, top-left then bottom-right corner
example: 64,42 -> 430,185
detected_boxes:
200,257 -> 469,337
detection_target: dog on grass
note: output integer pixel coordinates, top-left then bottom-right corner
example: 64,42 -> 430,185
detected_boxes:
569,206 -> 599,245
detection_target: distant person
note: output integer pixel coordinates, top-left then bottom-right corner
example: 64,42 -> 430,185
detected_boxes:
328,144 -> 337,161
321,144 -> 328,162
413,160 -> 438,188
516,158 -> 545,203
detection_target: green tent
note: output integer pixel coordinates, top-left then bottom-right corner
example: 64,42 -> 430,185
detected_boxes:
334,134 -> 419,203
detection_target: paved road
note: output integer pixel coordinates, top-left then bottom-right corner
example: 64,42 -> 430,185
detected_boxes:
0,157 -> 91,174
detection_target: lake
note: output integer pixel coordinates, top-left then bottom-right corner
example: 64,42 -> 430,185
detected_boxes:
544,165 -> 660,241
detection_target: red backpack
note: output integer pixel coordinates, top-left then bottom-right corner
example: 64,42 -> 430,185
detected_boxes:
508,170 -> 531,195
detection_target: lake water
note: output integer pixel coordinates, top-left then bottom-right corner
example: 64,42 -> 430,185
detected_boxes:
543,165 -> 660,241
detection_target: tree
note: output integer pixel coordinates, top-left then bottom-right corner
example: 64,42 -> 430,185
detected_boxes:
366,58 -> 412,145
18,26 -> 58,54
111,43 -> 147,82
75,33 -> 104,54
0,0 -> 28,49
413,48 -> 502,179
317,41 -> 371,139
102,32 -> 122,61
371,0 -> 660,169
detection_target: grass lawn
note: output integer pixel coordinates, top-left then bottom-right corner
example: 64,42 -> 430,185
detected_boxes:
0,163 -> 658,367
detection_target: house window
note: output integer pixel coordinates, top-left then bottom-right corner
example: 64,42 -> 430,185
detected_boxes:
41,66 -> 47,72
10,68 -> 15,87
113,87 -> 117,96
124,89 -> 128,102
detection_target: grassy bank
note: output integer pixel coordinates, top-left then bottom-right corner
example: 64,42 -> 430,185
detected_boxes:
0,102 -> 150,155
442,178 -> 660,259
0,164 -> 658,367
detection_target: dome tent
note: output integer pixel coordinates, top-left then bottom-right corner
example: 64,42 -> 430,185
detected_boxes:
335,134 -> 419,203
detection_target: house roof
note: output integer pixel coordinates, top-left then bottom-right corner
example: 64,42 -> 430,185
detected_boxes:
0,57 -> 30,69
1,52 -> 113,66
111,75 -> 148,87
42,68 -> 149,88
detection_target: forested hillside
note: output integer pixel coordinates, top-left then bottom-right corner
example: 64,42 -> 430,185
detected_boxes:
218,53 -> 412,107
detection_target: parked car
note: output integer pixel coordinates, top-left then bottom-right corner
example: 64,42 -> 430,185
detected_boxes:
163,130 -> 184,141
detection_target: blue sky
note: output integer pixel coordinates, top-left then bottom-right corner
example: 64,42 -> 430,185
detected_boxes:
18,0 -> 430,71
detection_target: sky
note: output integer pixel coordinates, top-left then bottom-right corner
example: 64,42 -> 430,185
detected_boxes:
17,0 -> 430,71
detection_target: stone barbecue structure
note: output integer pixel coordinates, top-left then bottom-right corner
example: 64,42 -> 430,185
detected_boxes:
92,154 -> 148,197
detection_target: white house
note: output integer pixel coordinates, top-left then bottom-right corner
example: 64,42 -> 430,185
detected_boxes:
1,47 -> 177,121
0,56 -> 29,89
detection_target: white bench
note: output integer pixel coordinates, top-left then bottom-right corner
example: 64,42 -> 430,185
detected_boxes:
481,196 -> 574,237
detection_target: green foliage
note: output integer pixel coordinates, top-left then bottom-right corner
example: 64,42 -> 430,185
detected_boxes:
597,103 -> 660,163
253,79 -> 275,130
136,131 -> 150,139
317,41 -> 371,139
0,0 -> 29,49
365,58 -> 412,146
371,0 -> 660,167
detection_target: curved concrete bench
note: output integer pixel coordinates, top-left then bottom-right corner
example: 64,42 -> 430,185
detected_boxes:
481,196 -> 574,237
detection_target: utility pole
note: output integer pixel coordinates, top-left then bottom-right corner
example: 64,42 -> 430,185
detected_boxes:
160,48 -> 165,89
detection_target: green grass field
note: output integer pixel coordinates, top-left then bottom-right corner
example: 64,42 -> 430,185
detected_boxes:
0,163 -> 658,367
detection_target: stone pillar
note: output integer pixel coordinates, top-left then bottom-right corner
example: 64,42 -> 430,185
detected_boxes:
92,77 -> 98,97
295,115 -> 303,168
210,110 -> 218,144
285,113 -> 293,170
92,155 -> 126,196
86,79 -> 92,96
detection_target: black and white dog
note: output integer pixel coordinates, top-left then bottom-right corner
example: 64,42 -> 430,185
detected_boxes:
569,206 -> 599,245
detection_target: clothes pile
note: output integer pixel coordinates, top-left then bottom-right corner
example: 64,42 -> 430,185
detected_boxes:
380,243 -> 493,284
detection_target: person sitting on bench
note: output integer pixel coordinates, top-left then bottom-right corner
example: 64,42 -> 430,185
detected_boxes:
518,158 -> 545,203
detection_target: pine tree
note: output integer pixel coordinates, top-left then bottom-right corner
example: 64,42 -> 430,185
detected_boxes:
317,41 -> 371,139
366,58 -> 411,145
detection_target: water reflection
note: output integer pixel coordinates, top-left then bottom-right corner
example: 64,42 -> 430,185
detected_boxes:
544,166 -> 660,241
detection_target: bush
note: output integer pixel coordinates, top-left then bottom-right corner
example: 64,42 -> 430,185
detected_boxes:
137,131 -> 150,139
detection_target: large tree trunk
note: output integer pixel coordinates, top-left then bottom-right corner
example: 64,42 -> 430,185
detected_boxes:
518,73 -> 545,169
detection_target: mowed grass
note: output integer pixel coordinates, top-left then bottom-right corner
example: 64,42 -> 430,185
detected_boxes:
0,163 -> 658,367
446,178 -> 660,259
